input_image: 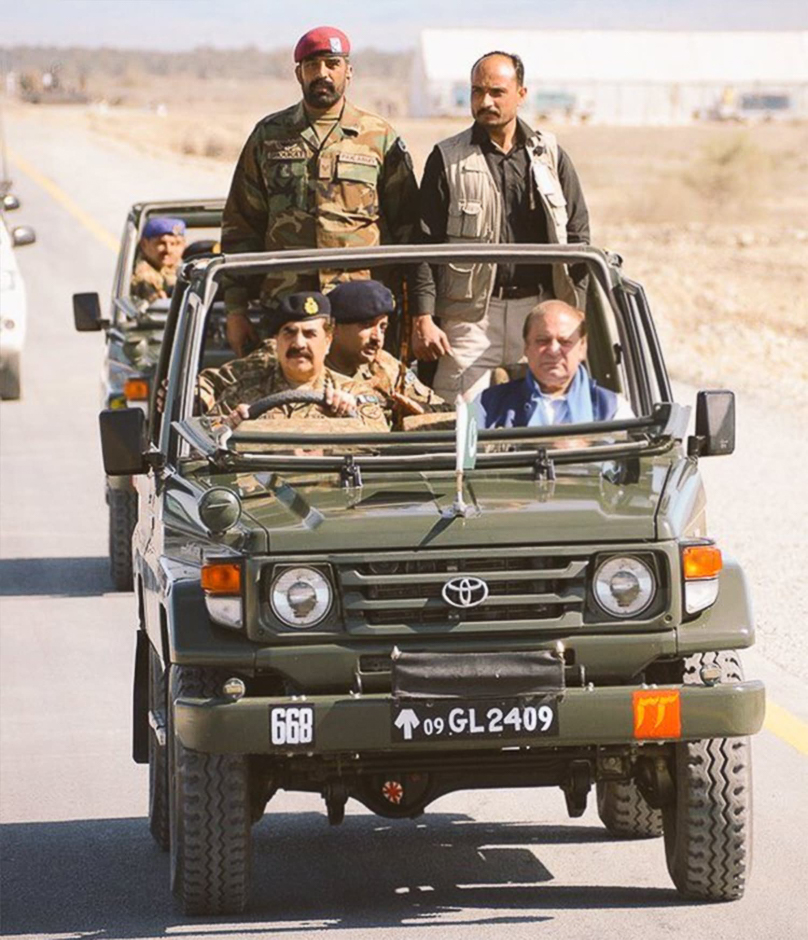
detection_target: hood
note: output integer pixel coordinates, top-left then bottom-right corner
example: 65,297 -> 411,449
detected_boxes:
227,460 -> 671,553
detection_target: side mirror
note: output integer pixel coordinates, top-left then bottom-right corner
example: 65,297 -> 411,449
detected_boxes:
2,193 -> 20,211
11,225 -> 36,247
688,390 -> 735,457
99,409 -> 148,475
73,292 -> 103,331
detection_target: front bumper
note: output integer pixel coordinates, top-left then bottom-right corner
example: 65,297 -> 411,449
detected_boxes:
175,680 -> 765,755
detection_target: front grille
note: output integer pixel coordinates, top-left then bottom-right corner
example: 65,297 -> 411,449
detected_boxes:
337,547 -> 589,631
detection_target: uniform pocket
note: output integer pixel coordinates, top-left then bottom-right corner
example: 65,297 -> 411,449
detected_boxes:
332,154 -> 380,218
263,154 -> 308,210
446,201 -> 484,239
438,262 -> 476,301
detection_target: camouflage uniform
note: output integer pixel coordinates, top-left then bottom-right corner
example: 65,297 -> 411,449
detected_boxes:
130,255 -> 177,305
199,354 -> 388,431
221,100 -> 419,315
327,348 -> 451,428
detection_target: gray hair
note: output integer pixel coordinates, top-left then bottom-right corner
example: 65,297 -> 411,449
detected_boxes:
522,300 -> 587,341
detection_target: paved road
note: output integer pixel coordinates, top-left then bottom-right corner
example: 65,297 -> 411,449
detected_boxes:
1,106 -> 806,940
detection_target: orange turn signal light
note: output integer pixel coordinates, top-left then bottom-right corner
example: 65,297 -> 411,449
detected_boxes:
124,378 -> 150,401
682,544 -> 722,580
201,563 -> 242,595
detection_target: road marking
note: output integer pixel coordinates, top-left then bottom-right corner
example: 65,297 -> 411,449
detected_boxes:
7,146 -> 118,253
764,700 -> 808,755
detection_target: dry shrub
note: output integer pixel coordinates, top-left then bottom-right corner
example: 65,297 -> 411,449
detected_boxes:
682,133 -> 771,214
180,135 -> 199,156
203,135 -> 226,158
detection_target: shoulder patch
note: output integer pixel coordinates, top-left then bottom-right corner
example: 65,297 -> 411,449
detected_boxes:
404,369 -> 416,386
356,393 -> 380,405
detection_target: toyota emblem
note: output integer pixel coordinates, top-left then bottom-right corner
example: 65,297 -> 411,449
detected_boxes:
441,576 -> 489,609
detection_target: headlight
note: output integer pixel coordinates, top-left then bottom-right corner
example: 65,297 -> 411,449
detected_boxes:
271,566 -> 332,628
593,556 -> 656,617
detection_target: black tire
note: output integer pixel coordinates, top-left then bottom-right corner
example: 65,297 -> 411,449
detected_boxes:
148,646 -> 170,851
597,780 -> 663,839
108,487 -> 137,591
0,352 -> 21,400
663,651 -> 752,901
169,666 -> 251,916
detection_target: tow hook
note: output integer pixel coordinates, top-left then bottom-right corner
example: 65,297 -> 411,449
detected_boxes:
562,760 -> 592,817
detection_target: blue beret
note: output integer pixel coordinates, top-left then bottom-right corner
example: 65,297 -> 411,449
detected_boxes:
142,217 -> 186,239
329,280 -> 395,324
266,291 -> 331,335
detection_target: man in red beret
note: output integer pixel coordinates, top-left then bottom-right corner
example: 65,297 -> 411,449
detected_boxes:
221,26 -> 419,356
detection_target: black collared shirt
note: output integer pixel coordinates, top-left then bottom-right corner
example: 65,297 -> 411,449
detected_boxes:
414,118 -> 590,313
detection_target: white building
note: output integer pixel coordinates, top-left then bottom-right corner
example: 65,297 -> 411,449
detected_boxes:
410,30 -> 808,124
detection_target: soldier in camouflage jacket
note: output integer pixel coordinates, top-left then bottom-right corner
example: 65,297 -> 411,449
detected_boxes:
222,26 -> 419,356
130,217 -> 186,306
325,280 -> 451,428
198,290 -> 389,432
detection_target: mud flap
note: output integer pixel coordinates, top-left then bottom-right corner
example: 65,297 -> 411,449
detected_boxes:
133,629 -> 149,763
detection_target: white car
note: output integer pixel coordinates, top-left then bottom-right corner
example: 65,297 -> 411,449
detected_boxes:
0,193 -> 36,400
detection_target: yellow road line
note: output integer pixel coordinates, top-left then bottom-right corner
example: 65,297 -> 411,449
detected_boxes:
764,700 -> 808,755
8,146 -> 118,253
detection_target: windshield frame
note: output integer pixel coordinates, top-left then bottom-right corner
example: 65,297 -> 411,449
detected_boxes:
158,243 -> 676,466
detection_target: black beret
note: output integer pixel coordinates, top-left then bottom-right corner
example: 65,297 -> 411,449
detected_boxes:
264,291 -> 331,335
328,280 -> 395,324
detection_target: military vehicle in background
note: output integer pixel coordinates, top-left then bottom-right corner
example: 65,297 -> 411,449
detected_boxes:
73,198 -> 226,589
99,241 -> 765,915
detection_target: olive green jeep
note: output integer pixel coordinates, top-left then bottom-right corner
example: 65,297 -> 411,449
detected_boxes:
99,244 -> 764,915
72,198 -> 226,589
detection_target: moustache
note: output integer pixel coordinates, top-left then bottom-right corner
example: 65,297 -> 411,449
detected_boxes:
286,349 -> 312,359
310,80 -> 335,92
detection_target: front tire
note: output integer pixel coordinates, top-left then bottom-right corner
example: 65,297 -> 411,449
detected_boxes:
662,651 -> 752,901
597,780 -> 663,839
108,487 -> 137,591
169,666 -> 251,915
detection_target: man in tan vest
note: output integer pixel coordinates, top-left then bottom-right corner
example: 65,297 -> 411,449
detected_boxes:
412,51 -> 590,402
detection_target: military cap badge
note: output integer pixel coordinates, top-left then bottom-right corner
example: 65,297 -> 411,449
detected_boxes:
304,296 -> 320,315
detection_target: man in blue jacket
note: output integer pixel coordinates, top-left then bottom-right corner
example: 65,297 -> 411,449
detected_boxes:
476,300 -> 633,428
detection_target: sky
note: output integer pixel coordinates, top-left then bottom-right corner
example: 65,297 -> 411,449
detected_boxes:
2,0 -> 808,51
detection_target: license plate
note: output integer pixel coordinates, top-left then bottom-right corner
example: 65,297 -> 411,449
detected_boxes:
269,704 -> 315,747
392,698 -> 558,743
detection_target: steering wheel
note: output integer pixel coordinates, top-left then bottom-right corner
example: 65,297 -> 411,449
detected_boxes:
247,388 -> 358,420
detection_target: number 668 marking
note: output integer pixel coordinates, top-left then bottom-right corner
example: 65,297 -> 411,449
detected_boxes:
270,706 -> 314,746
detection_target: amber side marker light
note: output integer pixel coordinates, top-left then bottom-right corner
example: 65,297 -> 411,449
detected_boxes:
124,378 -> 150,401
201,563 -> 241,595
682,544 -> 723,580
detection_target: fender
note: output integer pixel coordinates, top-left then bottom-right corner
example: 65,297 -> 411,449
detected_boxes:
677,559 -> 754,655
163,576 -> 257,670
